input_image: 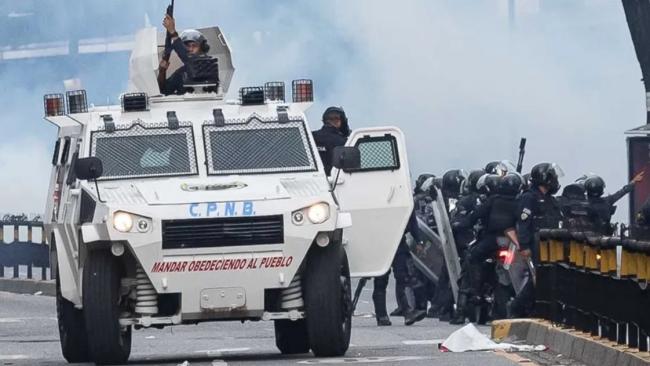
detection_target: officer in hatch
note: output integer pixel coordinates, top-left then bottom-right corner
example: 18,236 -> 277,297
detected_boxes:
312,107 -> 351,176
158,14 -> 210,95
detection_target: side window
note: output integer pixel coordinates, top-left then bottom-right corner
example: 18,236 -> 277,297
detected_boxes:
60,137 -> 71,165
353,134 -> 400,172
51,139 -> 61,166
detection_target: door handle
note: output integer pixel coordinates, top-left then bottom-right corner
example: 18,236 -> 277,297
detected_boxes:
386,186 -> 395,203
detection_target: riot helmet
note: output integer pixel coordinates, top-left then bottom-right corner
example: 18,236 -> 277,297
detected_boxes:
476,174 -> 501,195
461,169 -> 486,194
485,160 -> 514,177
561,182 -> 586,200
322,106 -> 350,137
530,162 -> 564,194
415,173 -> 435,194
497,173 -> 524,196
584,175 -> 606,198
420,176 -> 439,201
442,169 -> 468,199
180,29 -> 210,53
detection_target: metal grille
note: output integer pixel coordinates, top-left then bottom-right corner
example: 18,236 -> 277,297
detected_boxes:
91,122 -> 198,180
356,137 -> 399,170
203,118 -> 317,175
162,215 -> 284,249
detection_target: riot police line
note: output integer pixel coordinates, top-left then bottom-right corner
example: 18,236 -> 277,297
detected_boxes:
354,159 -> 648,334
312,106 -> 646,333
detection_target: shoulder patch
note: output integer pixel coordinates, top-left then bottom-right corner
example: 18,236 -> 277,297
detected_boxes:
521,208 -> 532,221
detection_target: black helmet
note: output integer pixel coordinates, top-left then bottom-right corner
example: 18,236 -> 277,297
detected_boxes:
476,174 -> 501,195
180,29 -> 210,53
442,169 -> 467,199
530,162 -> 563,194
461,169 -> 486,194
584,175 -> 605,198
322,106 -> 350,137
415,173 -> 435,193
420,176 -> 439,200
561,182 -> 586,200
497,173 -> 524,196
485,161 -> 513,176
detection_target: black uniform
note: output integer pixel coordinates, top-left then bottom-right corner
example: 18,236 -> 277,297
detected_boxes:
510,187 -> 562,317
587,184 -> 633,235
160,38 -> 191,95
378,211 -> 423,320
312,125 -> 348,176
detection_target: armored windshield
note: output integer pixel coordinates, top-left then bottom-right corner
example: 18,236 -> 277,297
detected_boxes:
203,117 -> 317,175
91,122 -> 198,180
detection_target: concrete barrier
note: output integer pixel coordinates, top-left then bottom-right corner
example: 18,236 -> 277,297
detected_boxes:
492,319 -> 650,366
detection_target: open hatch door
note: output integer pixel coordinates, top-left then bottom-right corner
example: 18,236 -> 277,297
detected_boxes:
334,127 -> 413,277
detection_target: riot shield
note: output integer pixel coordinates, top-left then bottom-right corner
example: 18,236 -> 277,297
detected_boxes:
430,188 -> 462,303
405,219 -> 445,284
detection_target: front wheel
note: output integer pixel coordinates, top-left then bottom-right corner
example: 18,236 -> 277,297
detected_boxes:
83,250 -> 132,365
56,267 -> 90,363
303,241 -> 352,357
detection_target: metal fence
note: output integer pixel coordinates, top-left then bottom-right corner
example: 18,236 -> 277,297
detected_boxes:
0,214 -> 49,280
535,226 -> 650,352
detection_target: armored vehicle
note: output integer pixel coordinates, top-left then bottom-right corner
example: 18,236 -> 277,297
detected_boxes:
43,25 -> 413,364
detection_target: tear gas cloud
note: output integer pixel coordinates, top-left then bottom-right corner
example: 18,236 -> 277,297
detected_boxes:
0,0 -> 642,222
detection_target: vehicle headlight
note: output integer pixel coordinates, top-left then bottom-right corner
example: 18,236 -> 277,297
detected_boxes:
307,202 -> 330,224
113,211 -> 134,233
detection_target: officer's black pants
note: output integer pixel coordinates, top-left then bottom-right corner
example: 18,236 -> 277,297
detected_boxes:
392,250 -> 411,312
459,234 -> 498,298
372,271 -> 390,318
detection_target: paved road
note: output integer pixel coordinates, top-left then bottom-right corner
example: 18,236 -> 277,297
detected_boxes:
0,280 -> 526,366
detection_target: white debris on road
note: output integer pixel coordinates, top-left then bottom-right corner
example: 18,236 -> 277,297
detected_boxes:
441,323 -> 546,353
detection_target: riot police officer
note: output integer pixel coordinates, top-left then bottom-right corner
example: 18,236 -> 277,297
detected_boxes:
312,107 -> 351,176
583,172 -> 644,235
451,173 -> 523,324
509,163 -> 563,318
159,14 -> 212,95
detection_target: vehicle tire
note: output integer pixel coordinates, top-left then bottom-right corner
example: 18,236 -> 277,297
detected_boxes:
83,250 -> 132,365
56,267 -> 91,363
303,241 -> 352,357
274,319 -> 310,354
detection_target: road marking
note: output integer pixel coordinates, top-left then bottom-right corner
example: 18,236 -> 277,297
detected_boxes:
211,360 -> 228,366
402,339 -> 445,345
0,317 -> 56,323
297,356 -> 428,364
195,348 -> 250,356
0,355 -> 30,360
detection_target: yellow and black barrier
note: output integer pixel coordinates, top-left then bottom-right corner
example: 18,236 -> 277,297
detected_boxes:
536,227 -> 650,353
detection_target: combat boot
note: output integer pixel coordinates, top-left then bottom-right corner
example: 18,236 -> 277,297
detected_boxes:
404,309 -> 427,326
389,307 -> 404,317
376,316 -> 392,326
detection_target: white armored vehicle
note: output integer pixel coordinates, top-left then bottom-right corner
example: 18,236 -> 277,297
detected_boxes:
43,25 -> 413,365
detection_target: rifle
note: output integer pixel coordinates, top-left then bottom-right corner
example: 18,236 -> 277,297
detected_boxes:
516,137 -> 526,174
162,0 -> 175,62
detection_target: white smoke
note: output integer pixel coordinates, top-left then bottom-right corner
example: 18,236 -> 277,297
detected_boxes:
0,0 -> 644,222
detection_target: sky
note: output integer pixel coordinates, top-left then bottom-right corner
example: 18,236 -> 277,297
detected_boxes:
0,0 -> 645,222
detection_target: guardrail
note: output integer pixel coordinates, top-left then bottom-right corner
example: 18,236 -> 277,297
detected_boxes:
536,225 -> 650,353
0,214 -> 49,281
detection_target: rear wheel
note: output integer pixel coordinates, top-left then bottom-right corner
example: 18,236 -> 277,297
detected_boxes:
274,319 -> 310,354
56,266 -> 90,363
83,250 -> 132,365
303,241 -> 352,357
